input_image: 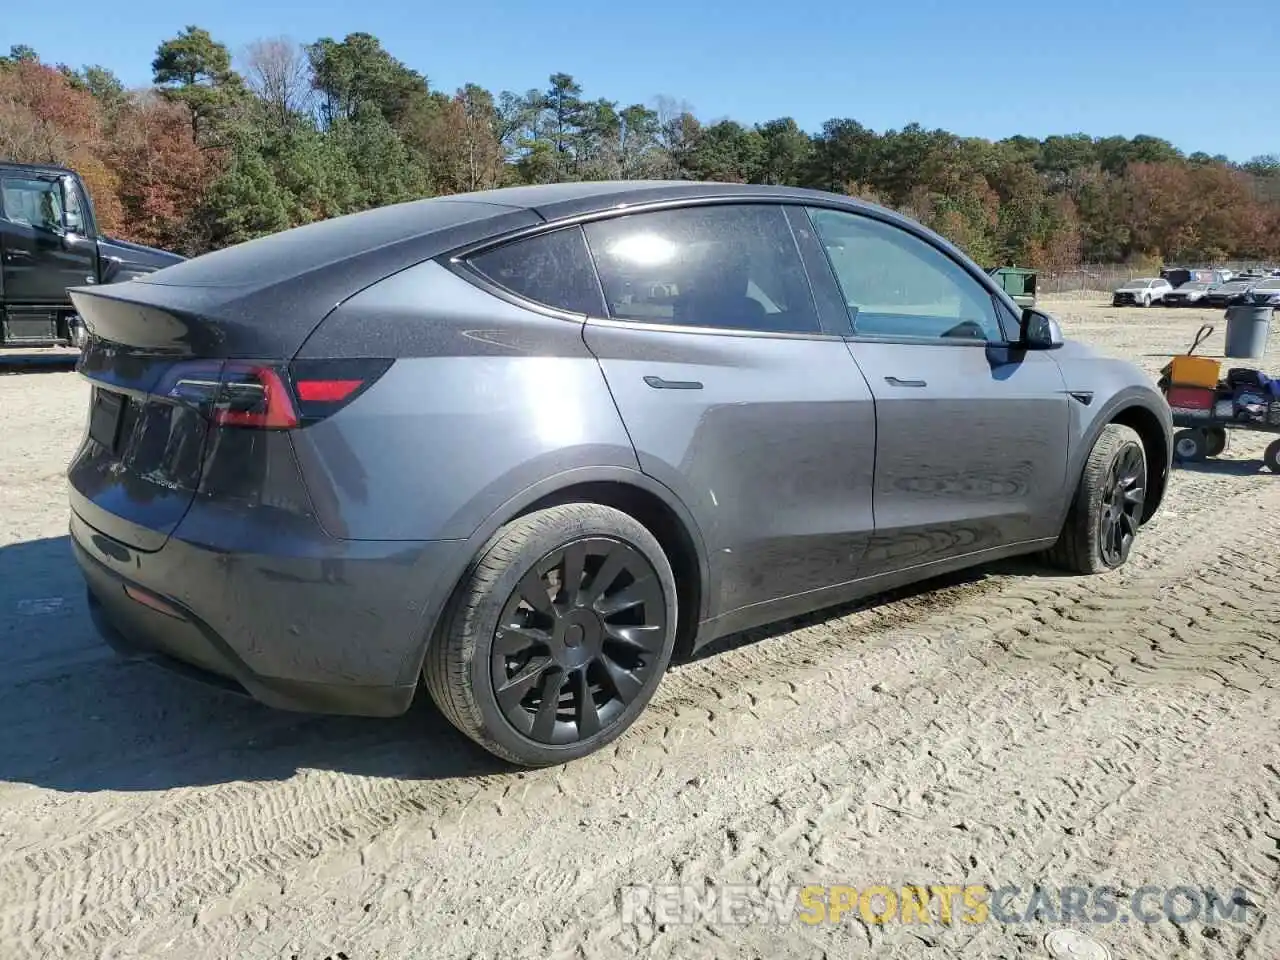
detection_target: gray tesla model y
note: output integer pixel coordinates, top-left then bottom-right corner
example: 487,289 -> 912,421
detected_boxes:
66,181 -> 1172,766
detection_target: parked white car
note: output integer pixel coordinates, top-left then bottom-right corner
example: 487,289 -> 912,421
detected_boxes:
1112,277 -> 1174,307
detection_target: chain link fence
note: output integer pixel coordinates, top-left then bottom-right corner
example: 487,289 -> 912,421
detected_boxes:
1036,261 -> 1278,300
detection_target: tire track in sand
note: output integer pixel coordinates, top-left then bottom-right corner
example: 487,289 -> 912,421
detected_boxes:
72,471 -> 1280,960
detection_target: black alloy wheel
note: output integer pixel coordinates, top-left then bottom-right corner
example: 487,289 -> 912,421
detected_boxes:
1098,442 -> 1146,567
490,536 -> 668,746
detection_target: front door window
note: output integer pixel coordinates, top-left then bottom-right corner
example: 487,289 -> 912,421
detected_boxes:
807,207 -> 1007,343
0,177 -> 65,233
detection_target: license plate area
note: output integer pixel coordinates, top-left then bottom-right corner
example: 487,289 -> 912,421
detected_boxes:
89,388 -> 125,452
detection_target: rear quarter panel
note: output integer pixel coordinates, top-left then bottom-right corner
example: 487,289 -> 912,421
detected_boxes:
292,260 -> 642,541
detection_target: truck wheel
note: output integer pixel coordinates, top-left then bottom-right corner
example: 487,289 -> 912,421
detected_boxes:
1046,424 -> 1147,574
425,503 -> 677,767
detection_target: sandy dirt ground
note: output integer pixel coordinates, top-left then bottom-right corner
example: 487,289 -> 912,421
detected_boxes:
0,303 -> 1277,960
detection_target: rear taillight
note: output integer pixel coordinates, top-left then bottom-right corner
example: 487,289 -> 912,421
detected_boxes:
215,364 -> 299,429
289,359 -> 393,423
160,358 -> 391,429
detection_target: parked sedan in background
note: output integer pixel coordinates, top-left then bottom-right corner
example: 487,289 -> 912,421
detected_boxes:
1162,281 -> 1215,307
65,181 -> 1174,767
1247,278 -> 1280,306
1112,277 -> 1173,307
1204,278 -> 1257,308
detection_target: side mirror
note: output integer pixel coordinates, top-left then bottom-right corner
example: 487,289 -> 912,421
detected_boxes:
1019,308 -> 1064,350
60,175 -> 86,238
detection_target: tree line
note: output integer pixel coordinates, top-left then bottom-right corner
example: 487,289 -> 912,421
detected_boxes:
2,30 -> 1278,268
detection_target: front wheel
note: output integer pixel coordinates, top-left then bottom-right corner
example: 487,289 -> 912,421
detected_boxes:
1047,423 -> 1148,574
424,503 -> 677,767
1141,295 -> 1151,308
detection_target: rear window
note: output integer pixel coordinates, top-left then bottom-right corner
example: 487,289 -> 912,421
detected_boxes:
466,227 -> 605,316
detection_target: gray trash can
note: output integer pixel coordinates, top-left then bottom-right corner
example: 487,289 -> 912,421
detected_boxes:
1224,305 -> 1273,359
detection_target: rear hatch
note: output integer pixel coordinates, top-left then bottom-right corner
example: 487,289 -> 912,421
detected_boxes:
67,279 -> 316,552
68,285 -> 395,552
69,287 -> 236,551
66,196 -> 537,551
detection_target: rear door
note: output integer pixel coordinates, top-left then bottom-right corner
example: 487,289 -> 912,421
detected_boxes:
580,202 -> 877,624
804,206 -> 1070,574
0,174 -> 95,302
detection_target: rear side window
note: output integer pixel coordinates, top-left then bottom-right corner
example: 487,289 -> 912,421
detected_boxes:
466,226 -> 605,316
583,204 -> 822,335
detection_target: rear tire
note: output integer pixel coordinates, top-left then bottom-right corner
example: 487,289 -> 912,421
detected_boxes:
1046,424 -> 1147,574
424,503 -> 677,767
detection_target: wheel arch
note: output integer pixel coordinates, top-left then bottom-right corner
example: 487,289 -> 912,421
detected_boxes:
1106,402 -> 1170,523
515,480 -> 706,660
403,467 -> 711,685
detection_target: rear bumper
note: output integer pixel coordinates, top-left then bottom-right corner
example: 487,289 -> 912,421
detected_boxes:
70,505 -> 469,716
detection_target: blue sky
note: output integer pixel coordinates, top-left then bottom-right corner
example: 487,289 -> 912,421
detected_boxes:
5,0 -> 1278,161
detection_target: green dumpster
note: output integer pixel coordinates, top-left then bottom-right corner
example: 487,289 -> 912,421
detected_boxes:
987,266 -> 1038,308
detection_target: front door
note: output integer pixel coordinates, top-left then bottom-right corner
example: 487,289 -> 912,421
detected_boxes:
580,202 -> 877,626
805,206 -> 1071,574
0,174 -> 95,303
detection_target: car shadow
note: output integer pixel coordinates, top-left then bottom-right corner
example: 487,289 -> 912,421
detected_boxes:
0,535 -> 506,792
0,533 -> 1115,793
1174,457 -> 1273,476
686,565 -> 996,662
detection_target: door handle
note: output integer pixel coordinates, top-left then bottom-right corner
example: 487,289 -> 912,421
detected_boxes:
884,376 -> 927,388
644,375 -> 703,390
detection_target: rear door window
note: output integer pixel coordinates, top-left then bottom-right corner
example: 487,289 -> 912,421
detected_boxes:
466,226 -> 605,316
582,204 -> 822,335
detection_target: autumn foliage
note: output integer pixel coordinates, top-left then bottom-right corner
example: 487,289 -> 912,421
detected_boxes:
1,35 -> 1278,267
106,99 -> 210,250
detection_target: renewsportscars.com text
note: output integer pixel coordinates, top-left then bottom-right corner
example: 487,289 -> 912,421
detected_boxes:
619,883 -> 1253,927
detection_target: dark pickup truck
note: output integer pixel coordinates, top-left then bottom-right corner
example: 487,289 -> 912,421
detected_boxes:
0,161 -> 184,349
